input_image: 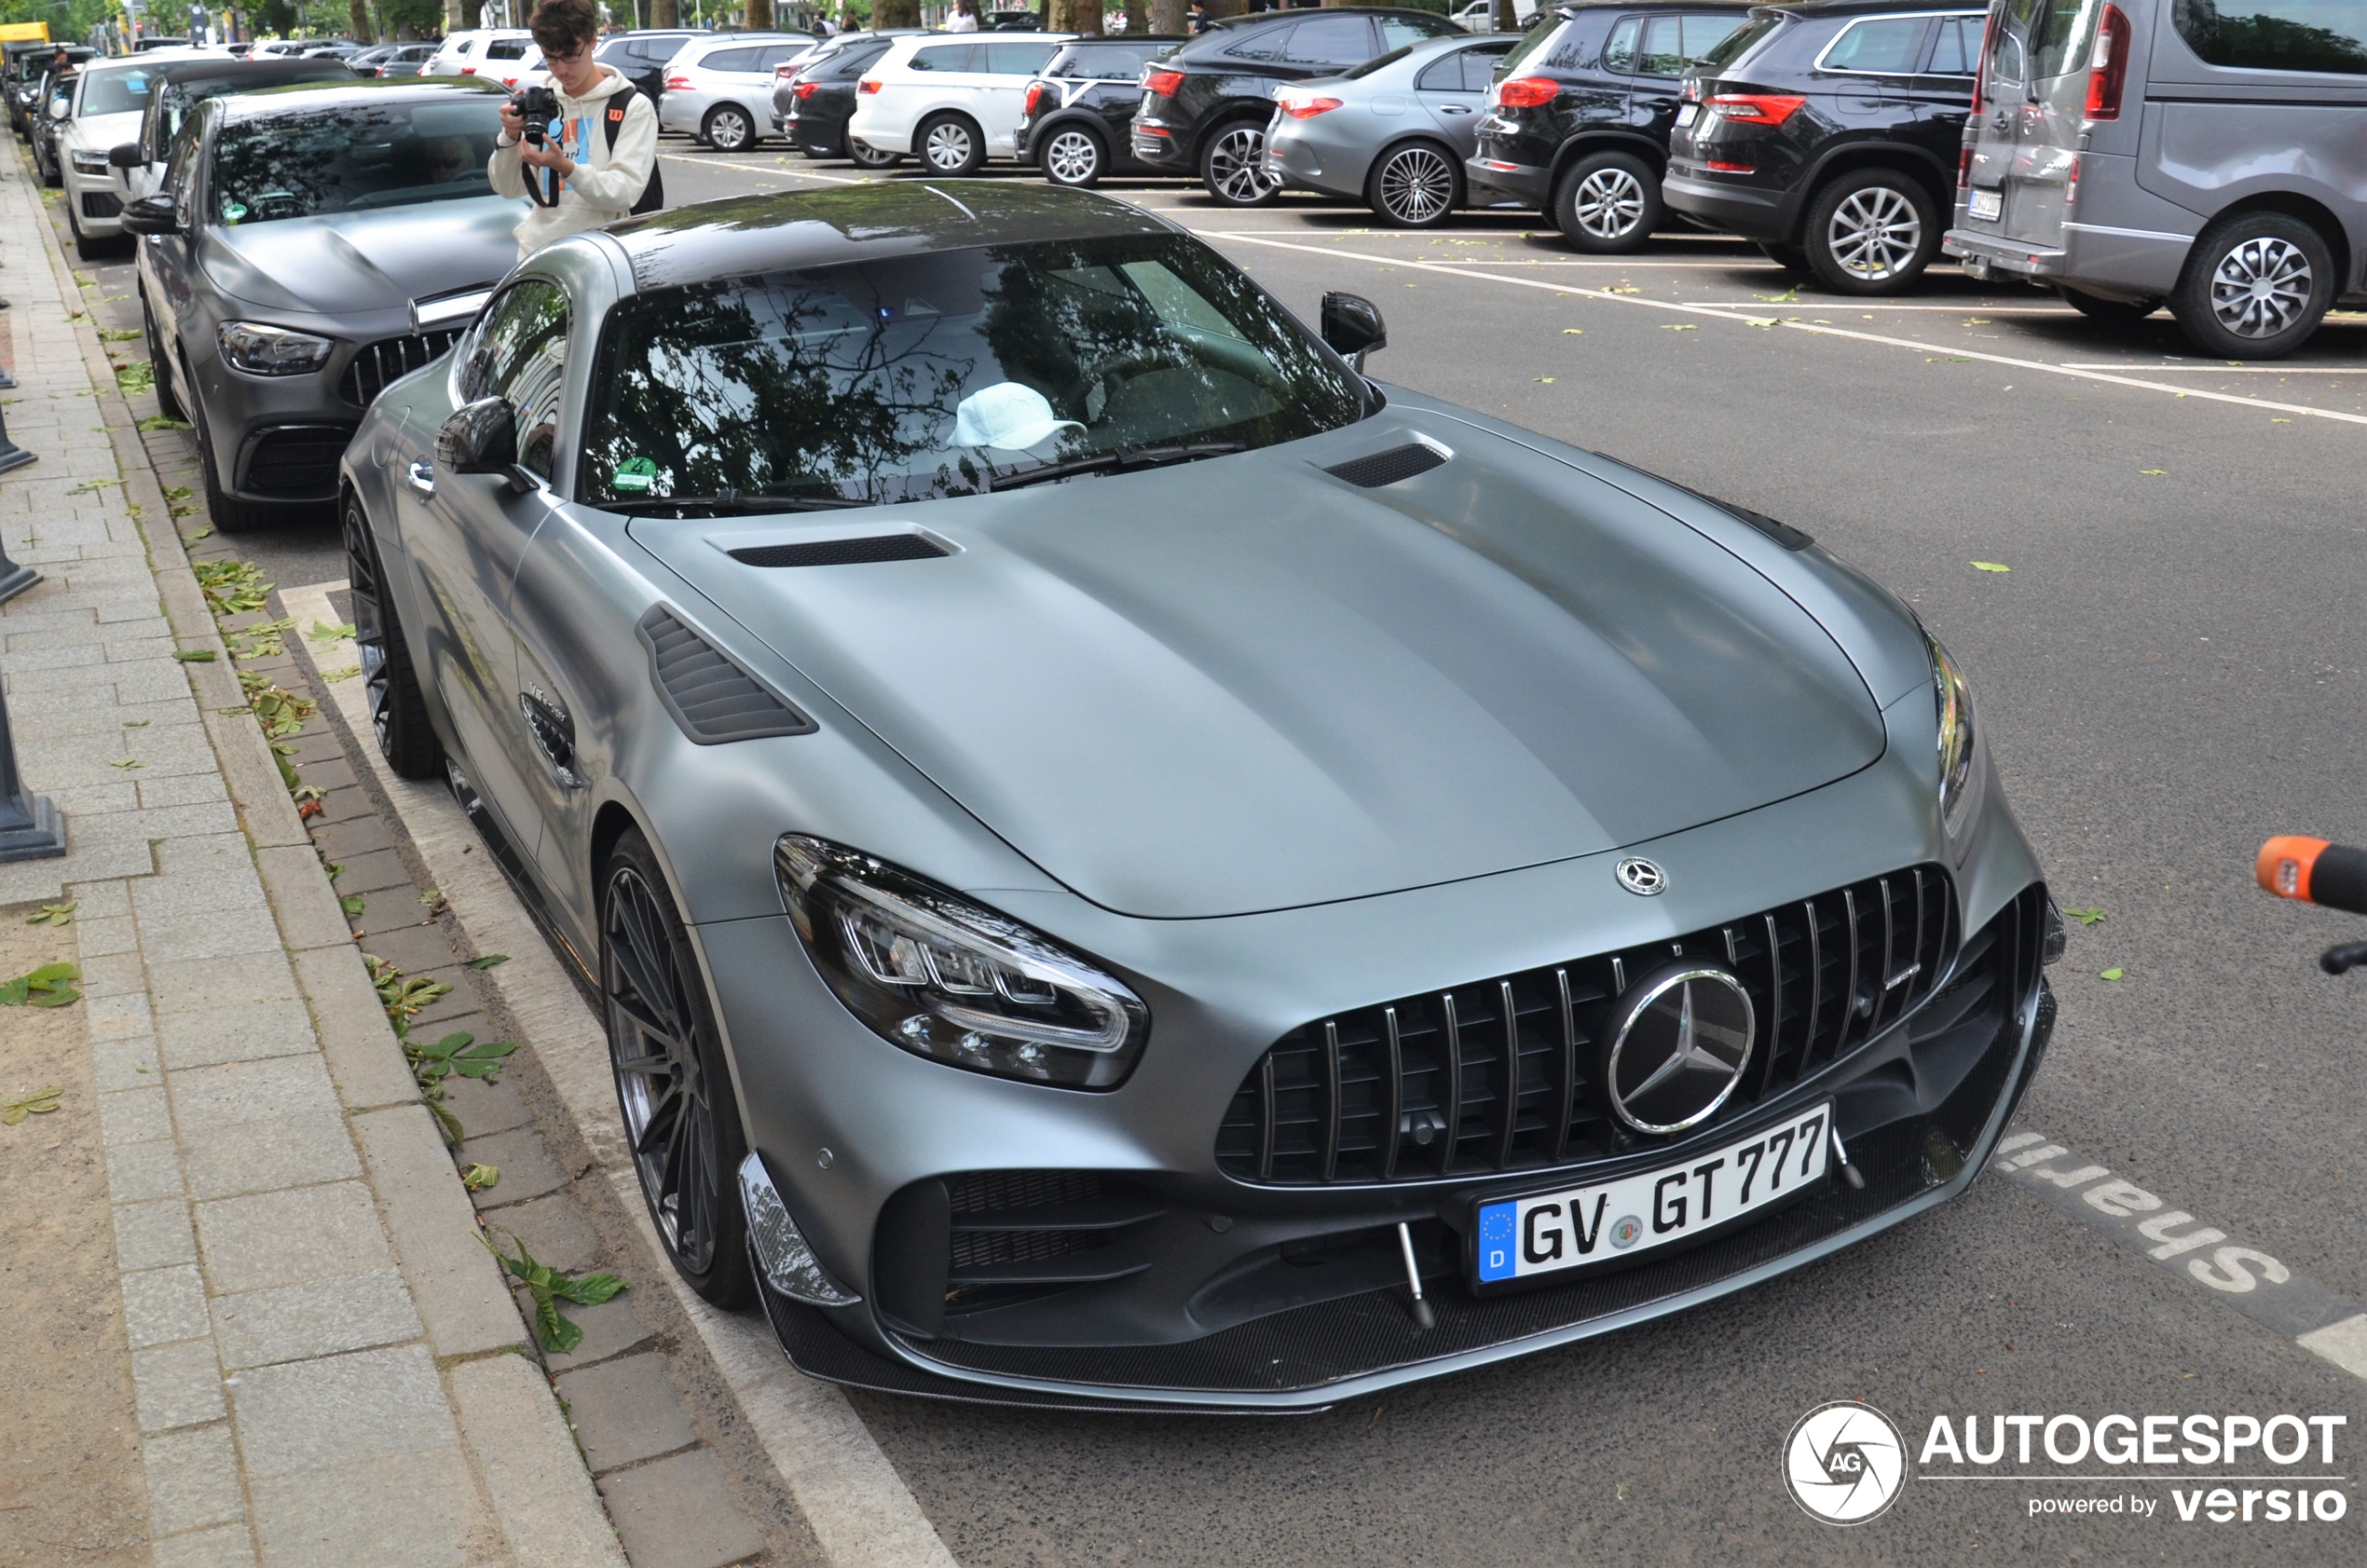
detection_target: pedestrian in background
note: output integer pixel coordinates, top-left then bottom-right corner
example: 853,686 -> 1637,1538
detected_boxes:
946,0 -> 980,32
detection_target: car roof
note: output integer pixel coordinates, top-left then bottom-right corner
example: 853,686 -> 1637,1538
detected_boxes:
1757,0 -> 1983,14
213,76 -> 510,123
1202,6 -> 1464,31
145,58 -> 356,89
604,183 -> 1172,292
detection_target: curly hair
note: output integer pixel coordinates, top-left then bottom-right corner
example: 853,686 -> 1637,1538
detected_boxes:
529,0 -> 600,57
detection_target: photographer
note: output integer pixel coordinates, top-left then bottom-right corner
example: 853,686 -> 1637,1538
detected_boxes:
490,0 -> 660,258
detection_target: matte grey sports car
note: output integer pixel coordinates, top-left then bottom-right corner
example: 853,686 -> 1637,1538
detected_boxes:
341,181 -> 2058,1411
125,78 -> 521,531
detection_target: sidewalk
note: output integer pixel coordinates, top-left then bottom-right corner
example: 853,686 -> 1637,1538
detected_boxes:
0,130 -> 626,1568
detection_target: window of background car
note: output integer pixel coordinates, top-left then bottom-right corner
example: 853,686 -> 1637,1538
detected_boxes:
987,41 -> 1060,74
704,46 -> 767,72
578,235 -> 1366,510
1925,14 -> 1982,74
1350,44 -> 1416,79
1058,43 -> 1168,78
1695,10 -> 1786,72
486,38 -> 529,61
910,42 -> 978,71
1604,16 -> 1643,71
2173,0 -> 2367,72
1819,15 -> 1932,73
467,280 -> 569,481
212,102 -> 504,224
832,44 -> 891,76
1506,18 -> 1577,74
79,67 -> 154,116
1284,16 -> 1376,65
1379,14 -> 1462,49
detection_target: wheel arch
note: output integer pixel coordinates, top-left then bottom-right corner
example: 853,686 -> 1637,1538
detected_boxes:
1367,131 -> 1465,206
2198,191 -> 2353,296
1790,143 -> 1952,239
1189,103 -> 1276,167
1547,129 -> 1670,189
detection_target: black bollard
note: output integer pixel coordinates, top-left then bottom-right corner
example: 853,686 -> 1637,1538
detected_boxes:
0,527 -> 33,606
0,385 -> 33,484
0,661 -> 65,862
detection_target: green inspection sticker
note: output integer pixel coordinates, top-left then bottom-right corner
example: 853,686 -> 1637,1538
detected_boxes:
612,456 -> 658,493
221,202 -> 246,223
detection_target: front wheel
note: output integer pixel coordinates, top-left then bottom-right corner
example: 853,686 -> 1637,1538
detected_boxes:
2169,212 -> 2333,361
602,828 -> 754,1309
1369,141 -> 1459,228
1550,150 -> 1660,253
916,113 -> 984,176
846,135 -> 900,169
342,495 -> 444,779
186,367 -> 272,535
1804,169 -> 1939,294
1039,125 -> 1106,188
141,293 -> 185,422
702,103 -> 755,153
1200,122 -> 1279,208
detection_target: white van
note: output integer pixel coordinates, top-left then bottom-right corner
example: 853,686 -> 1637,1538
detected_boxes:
847,32 -> 1071,175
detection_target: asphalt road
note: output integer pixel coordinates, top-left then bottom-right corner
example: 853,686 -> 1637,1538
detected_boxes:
73,134 -> 2367,1562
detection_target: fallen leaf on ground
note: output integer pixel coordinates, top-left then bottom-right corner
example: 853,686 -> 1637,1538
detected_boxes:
2100,967 -> 2125,981
339,894 -> 365,918
318,664 -> 362,683
109,758 -> 144,770
1,1087 -> 64,1125
1533,376 -> 1555,384
2061,907 -> 2107,926
467,955 -> 510,970
2140,469 -> 2165,475
1561,328 -> 1582,335
1662,323 -> 1699,331
0,963 -> 80,1008
307,620 -> 355,644
25,902 -> 74,927
136,415 -> 192,431
1972,562 -> 2011,573
462,1164 -> 499,1193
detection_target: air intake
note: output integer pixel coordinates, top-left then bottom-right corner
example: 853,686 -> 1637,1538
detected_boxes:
729,534 -> 950,567
636,606 -> 814,743
1324,442 -> 1447,489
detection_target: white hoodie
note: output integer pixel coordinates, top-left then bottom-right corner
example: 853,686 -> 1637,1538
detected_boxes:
488,64 -> 659,256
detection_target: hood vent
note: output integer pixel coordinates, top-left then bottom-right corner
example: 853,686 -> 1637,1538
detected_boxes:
1324,442 -> 1447,489
636,606 -> 815,743
729,534 -> 950,568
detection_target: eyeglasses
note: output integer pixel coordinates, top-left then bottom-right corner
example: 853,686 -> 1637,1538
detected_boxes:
544,45 -> 592,65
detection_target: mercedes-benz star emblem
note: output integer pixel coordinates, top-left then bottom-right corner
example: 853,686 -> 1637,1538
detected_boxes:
1615,857 -> 1666,896
1604,963 -> 1756,1134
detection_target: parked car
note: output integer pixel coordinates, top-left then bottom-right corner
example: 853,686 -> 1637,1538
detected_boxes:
1013,34 -> 1185,187
113,56 -> 362,206
1130,7 -> 1465,206
1265,31 -> 1519,225
657,32 -> 811,152
848,32 -> 1074,177
422,28 -> 534,80
55,55 -> 171,257
123,78 -> 522,532
1465,2 -> 1752,252
29,69 -> 76,184
1663,1 -> 1981,293
1944,0 -> 2367,358
339,176 -> 2054,1412
352,42 -> 438,78
131,35 -> 195,52
595,28 -> 707,102
1452,0 -> 1541,25
774,33 -> 922,166
11,45 -> 95,137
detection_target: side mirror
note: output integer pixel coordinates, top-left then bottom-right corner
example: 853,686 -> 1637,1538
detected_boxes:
1320,291 -> 1388,372
118,193 -> 179,236
435,396 -> 535,492
107,142 -> 144,168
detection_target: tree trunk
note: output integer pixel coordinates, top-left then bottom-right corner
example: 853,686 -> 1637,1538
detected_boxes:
351,0 -> 376,41
873,0 -> 922,25
746,0 -> 773,26
1491,0 -> 1518,32
652,0 -> 679,24
1147,0 -> 1184,34
1203,0 -> 1245,20
1045,0 -> 1071,29
1071,0 -> 1101,34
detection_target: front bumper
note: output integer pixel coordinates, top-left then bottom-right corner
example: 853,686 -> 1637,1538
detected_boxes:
62,164 -> 126,238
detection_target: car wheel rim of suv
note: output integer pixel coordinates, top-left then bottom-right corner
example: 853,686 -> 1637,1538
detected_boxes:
1571,166 -> 1645,239
2210,237 -> 2313,338
1046,129 -> 1099,184
1827,186 -> 1922,281
925,121 -> 973,170
1209,126 -> 1277,202
1380,146 -> 1453,224
605,865 -> 720,1272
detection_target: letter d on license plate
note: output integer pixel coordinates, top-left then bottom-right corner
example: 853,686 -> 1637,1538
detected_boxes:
1471,1102 -> 1832,1288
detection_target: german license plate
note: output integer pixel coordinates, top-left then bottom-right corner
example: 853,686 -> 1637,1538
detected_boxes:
1967,187 -> 2003,222
1471,1102 -> 1832,1288
1675,102 -> 1697,128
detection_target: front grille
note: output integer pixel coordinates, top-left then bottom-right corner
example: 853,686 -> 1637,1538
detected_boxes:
80,190 -> 120,219
336,330 -> 461,407
240,428 -> 349,498
941,1170 -> 1166,1316
1217,866 -> 1956,1186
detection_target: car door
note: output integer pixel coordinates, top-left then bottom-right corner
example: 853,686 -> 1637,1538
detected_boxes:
401,279 -> 573,871
981,39 -> 1061,152
1416,41 -> 1513,153
1902,13 -> 1981,164
142,114 -> 205,401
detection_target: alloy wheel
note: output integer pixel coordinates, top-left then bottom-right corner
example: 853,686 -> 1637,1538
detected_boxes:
1567,165 -> 1646,241
1825,185 -> 1922,282
1206,125 -> 1279,205
1044,128 -> 1101,186
604,864 -> 724,1274
847,135 -> 898,169
706,106 -> 750,152
2209,237 -> 2313,339
1376,144 -> 1455,226
924,119 -> 975,173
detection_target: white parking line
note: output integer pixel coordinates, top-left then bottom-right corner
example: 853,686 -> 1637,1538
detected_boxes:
2056,362 -> 2367,374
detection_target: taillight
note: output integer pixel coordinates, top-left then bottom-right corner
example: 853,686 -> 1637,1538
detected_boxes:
1023,81 -> 1043,116
857,77 -> 881,94
666,75 -> 691,89
1142,67 -> 1183,97
1680,79 -> 1700,103
501,75 -> 518,87
1497,76 -> 1558,108
794,81 -> 818,101
1958,144 -> 1973,190
1705,93 -> 1806,125
1704,159 -> 1756,173
2084,4 -> 2129,120
1276,92 -> 1342,119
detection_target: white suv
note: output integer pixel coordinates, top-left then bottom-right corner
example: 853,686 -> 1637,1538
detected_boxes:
58,54 -> 191,259
847,32 -> 1071,176
423,29 -> 533,81
655,33 -> 815,152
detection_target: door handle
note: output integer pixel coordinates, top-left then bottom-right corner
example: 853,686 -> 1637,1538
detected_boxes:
406,460 -> 435,495
1438,104 -> 1472,115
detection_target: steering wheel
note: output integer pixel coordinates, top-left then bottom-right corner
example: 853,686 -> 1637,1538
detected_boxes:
1057,348 -> 1181,423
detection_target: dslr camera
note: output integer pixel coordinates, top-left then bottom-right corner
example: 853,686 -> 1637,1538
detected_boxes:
511,85 -> 560,145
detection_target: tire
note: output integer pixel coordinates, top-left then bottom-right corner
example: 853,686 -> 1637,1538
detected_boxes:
915,112 -> 983,176
2056,285 -> 2161,324
1199,120 -> 1279,208
1550,150 -> 1660,253
1803,168 -> 1939,294
67,198 -> 103,261
1757,239 -> 1812,274
39,143 -> 59,187
847,135 -> 900,169
342,493 -> 444,780
141,293 -> 185,422
2169,211 -> 2334,361
185,365 -> 273,535
1368,140 -> 1460,228
601,827 -> 754,1310
702,102 -> 756,153
1039,123 -> 1106,188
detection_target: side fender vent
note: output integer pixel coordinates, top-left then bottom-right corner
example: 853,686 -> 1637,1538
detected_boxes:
728,533 -> 951,568
1324,441 -> 1447,489
636,606 -> 815,743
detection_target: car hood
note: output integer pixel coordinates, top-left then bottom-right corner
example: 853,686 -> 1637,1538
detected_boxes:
196,197 -> 523,317
632,415 -> 1887,919
63,108 -> 141,148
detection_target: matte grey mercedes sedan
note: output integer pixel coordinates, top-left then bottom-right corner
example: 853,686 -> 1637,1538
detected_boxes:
126,78 -> 522,531
342,181 -> 2058,1411
1263,31 -> 1521,228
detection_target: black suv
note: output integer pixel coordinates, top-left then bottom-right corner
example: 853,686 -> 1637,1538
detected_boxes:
1664,0 -> 1983,293
776,33 -> 919,167
596,30 -> 709,102
1018,36 -> 1185,188
1465,4 -> 1755,252
1130,7 -> 1464,205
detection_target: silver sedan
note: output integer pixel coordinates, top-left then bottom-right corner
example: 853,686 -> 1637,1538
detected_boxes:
1263,33 -> 1519,228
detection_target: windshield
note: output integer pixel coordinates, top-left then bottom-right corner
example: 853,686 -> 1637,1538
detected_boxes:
1987,0 -> 2106,84
212,100 -> 505,224
1697,11 -> 1786,72
80,66 -> 157,116
1493,16 -> 1567,78
581,234 -> 1365,509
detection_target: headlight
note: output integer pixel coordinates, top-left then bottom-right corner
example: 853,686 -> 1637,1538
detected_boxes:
70,149 -> 108,174
774,836 -> 1150,1090
1926,627 -> 1983,844
217,321 -> 335,376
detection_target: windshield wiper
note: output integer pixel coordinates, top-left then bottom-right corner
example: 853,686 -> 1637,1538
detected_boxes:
597,492 -> 864,516
986,442 -> 1249,493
